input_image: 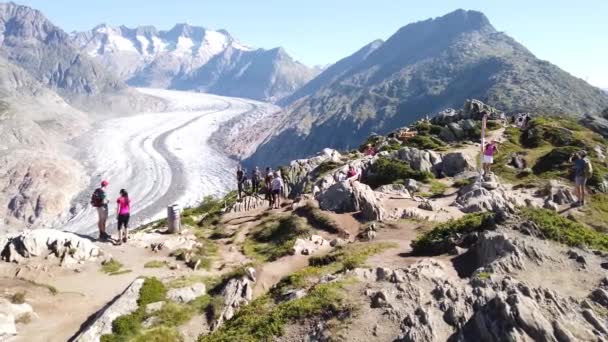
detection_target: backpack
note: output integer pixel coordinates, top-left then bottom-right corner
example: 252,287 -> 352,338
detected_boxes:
583,158 -> 593,178
90,188 -> 104,207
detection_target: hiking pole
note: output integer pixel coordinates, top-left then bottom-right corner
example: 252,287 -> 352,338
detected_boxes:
478,113 -> 487,185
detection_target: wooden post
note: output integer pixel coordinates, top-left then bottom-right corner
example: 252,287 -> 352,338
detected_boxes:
167,204 -> 181,234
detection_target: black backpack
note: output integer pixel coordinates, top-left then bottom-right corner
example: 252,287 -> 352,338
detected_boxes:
90,188 -> 104,207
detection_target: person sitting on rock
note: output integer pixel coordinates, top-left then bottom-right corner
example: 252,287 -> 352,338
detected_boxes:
346,165 -> 360,182
483,140 -> 499,175
364,144 -> 377,157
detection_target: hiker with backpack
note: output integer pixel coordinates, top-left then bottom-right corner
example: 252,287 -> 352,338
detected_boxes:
265,167 -> 274,207
570,151 -> 593,206
91,180 -> 110,241
271,172 -> 284,209
116,189 -> 131,245
252,167 -> 261,195
237,166 -> 245,199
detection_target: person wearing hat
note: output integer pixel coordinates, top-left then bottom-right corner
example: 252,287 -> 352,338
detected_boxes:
483,140 -> 499,175
91,180 -> 110,240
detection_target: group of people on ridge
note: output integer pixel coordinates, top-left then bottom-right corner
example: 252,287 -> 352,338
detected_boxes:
237,166 -> 284,209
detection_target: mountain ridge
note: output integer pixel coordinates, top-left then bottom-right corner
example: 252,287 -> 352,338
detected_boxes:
73,22 -> 319,101
244,9 -> 608,167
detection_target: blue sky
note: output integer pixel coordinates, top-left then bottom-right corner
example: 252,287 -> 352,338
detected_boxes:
15,0 -> 608,88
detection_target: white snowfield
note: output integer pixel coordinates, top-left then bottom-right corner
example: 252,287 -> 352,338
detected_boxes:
64,89 -> 278,234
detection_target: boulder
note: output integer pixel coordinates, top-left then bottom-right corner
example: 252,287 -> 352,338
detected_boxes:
374,184 -> 411,198
455,183 -> 517,213
543,180 -> 576,205
293,235 -> 329,256
405,179 -> 419,193
439,126 -> 457,142
145,301 -> 165,315
448,122 -> 465,140
167,283 -> 206,303
1,229 -> 101,264
73,279 -> 144,342
461,119 -> 477,131
441,152 -> 475,177
0,312 -> 16,340
317,181 -> 385,221
418,201 -> 436,212
389,147 -> 442,173
543,199 -> 559,212
230,196 -> 267,213
508,153 -> 527,169
212,276 -> 254,330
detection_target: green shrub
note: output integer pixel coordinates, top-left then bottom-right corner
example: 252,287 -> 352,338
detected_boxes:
402,135 -> 445,150
486,121 -> 502,131
411,213 -> 496,255
138,278 -> 167,307
522,208 -> 608,251
111,310 -> 143,337
532,146 -> 579,176
144,260 -> 169,269
100,259 -> 124,275
294,204 -> 341,234
131,326 -> 183,342
199,282 -> 349,342
316,161 -> 342,176
244,216 -> 312,262
365,157 -> 433,188
10,291 -> 26,304
453,178 -> 474,188
155,302 -> 195,327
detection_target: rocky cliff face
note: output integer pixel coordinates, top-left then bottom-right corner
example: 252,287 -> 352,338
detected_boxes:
73,23 -> 319,102
245,9 -> 608,167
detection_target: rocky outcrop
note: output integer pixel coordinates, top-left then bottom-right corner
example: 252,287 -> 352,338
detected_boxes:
542,180 -> 576,205
388,147 -> 442,173
0,298 -> 35,339
455,183 -> 519,214
212,276 -> 254,330
229,196 -> 268,213
374,184 -> 411,198
317,181 -> 385,221
1,229 -> 101,265
73,279 -> 144,342
292,235 -> 330,256
167,283 -> 206,304
441,152 -> 475,177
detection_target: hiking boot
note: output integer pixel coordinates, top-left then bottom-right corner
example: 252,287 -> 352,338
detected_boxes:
122,237 -> 127,243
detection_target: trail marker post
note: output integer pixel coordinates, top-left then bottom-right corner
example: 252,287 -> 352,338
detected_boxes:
479,112 -> 487,184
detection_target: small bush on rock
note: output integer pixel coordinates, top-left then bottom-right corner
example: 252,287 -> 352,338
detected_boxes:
522,208 -> 608,251
138,277 -> 167,307
366,157 -> 433,188
10,291 -> 26,304
411,213 -> 495,255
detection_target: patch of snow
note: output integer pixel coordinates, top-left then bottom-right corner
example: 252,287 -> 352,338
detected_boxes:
175,36 -> 195,56
136,35 -> 150,55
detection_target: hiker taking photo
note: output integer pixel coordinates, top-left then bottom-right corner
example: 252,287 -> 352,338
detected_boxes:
570,151 -> 593,207
91,180 -> 110,241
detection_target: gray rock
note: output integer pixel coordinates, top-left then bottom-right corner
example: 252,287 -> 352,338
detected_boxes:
0,312 -> 16,340
212,276 -> 254,330
73,279 -> 144,342
330,238 -> 348,247
418,201 -> 436,212
455,183 -> 517,214
317,181 -> 385,221
543,199 -> 559,212
1,229 -> 101,265
441,152 -> 475,177
374,184 -> 411,198
389,147 -> 442,173
448,122 -> 465,139
167,283 -> 206,303
405,179 -> 419,192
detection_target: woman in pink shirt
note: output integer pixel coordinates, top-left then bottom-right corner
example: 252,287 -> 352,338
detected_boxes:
116,189 -> 131,244
483,140 -> 499,175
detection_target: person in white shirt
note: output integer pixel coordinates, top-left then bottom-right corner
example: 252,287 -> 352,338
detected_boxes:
271,172 -> 284,209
